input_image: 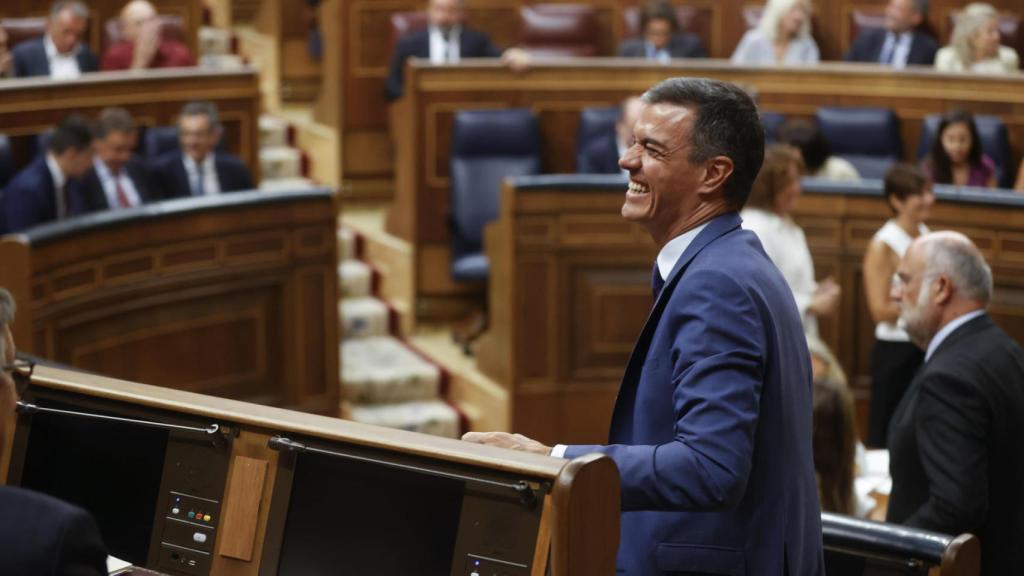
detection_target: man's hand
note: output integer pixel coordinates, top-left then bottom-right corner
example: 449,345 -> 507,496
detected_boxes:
462,431 -> 551,455
131,19 -> 162,69
501,47 -> 531,72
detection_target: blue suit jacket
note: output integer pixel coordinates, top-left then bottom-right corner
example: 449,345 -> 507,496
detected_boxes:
12,37 -> 99,78
564,212 -> 824,575
150,151 -> 254,199
2,156 -> 68,233
0,486 -> 107,575
843,28 -> 938,66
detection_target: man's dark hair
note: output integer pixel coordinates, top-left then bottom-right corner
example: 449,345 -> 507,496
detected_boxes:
48,113 -> 93,154
778,118 -> 831,173
911,0 -> 929,17
93,107 -> 136,139
641,0 -> 679,33
883,163 -> 928,214
179,100 -> 221,131
641,77 -> 765,208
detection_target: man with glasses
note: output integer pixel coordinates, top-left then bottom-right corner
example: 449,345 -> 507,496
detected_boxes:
0,287 -> 107,575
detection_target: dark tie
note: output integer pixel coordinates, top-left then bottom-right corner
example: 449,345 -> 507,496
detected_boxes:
114,173 -> 131,208
194,168 -> 205,197
652,262 -> 666,299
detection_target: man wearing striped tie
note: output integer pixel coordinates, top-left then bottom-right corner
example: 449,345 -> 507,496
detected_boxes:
73,107 -> 162,216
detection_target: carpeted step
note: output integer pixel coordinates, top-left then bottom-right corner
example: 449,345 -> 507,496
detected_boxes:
259,146 -> 302,180
198,27 -> 232,56
198,54 -> 245,70
339,297 -> 389,339
258,177 -> 316,191
341,336 -> 440,404
339,260 -> 372,299
345,399 -> 460,438
338,227 -> 357,261
259,115 -> 289,148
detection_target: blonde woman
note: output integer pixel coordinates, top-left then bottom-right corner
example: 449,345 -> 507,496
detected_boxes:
935,3 -> 1019,73
731,0 -> 819,65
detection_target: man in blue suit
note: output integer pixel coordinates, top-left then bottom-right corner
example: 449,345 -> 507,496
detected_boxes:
0,288 -> 108,575
844,0 -> 938,68
151,100 -> 254,199
465,77 -> 824,575
12,1 -> 99,78
3,114 -> 94,233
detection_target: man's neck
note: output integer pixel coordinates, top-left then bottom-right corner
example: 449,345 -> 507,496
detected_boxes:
653,202 -> 731,248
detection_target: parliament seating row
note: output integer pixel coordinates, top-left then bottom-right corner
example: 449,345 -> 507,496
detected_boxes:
0,14 -> 186,52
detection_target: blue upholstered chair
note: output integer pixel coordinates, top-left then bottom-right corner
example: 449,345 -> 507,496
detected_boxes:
576,106 -> 619,173
450,109 -> 541,282
761,112 -> 786,144
816,107 -> 902,179
0,136 -> 14,190
917,114 -> 1011,188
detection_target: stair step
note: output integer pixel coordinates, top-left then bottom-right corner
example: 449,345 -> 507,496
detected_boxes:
258,177 -> 316,191
339,260 -> 372,298
339,297 -> 389,339
198,26 -> 232,56
259,146 -> 302,180
345,399 -> 459,438
259,115 -> 289,148
341,336 -> 440,404
198,54 -> 245,70
338,227 -> 357,261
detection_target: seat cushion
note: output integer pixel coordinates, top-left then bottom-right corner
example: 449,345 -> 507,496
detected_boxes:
451,253 -> 489,282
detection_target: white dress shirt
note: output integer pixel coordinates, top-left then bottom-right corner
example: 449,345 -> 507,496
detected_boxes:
93,158 -> 142,209
879,32 -> 913,68
43,33 -> 82,79
551,221 -> 710,458
44,152 -> 68,220
925,310 -> 986,363
182,153 -> 221,196
428,25 -> 461,64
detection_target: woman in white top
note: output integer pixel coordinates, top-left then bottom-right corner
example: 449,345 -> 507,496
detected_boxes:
861,163 -> 934,447
741,144 -> 839,339
934,3 -> 1019,74
731,0 -> 819,65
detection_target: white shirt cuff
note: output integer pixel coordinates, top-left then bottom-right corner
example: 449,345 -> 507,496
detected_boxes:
550,444 -> 568,458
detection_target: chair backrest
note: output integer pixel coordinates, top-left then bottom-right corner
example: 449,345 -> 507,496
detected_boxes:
848,9 -> 887,43
0,135 -> 14,190
761,112 -> 786,144
389,11 -> 430,58
821,513 -> 980,576
518,4 -> 598,58
576,106 -> 619,171
450,109 -> 541,267
1,18 -> 48,49
103,15 -> 186,49
620,5 -> 712,53
916,114 -> 1011,187
815,107 -> 902,159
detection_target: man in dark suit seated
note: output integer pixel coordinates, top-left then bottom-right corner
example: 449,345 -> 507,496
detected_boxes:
844,0 -> 938,67
887,231 -> 1024,575
3,114 -> 94,233
466,78 -> 824,575
578,96 -> 643,174
151,101 -> 254,199
0,288 -> 108,576
385,0 -> 529,102
72,107 -> 162,215
12,0 -> 99,79
617,0 -> 706,61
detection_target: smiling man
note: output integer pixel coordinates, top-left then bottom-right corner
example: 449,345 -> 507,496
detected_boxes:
464,77 -> 824,575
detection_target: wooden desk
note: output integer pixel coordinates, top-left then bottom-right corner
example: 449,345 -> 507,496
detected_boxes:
0,68 -> 261,182
2,365 -> 620,575
477,175 -> 1024,444
392,59 -> 1024,319
317,0 -> 1021,200
0,0 -> 204,57
0,189 -> 338,414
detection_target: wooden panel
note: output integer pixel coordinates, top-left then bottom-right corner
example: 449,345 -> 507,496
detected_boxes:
0,190 -> 338,414
218,455 -> 269,562
480,180 -> 1024,445
0,69 -> 261,183
391,60 -> 1024,319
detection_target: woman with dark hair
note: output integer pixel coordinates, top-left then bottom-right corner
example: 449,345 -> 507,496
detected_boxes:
778,118 -> 860,181
741,144 -> 839,338
812,375 -> 857,515
862,163 -> 933,447
923,109 -> 997,188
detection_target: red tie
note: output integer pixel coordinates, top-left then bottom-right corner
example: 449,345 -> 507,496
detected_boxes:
114,174 -> 131,208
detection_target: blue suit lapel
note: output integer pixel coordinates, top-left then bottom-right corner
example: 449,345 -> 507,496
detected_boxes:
608,212 -> 744,438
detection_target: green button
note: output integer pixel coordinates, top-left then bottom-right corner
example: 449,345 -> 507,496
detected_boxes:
188,511 -> 195,519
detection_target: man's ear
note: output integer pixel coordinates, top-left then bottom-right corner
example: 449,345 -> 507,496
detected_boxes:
698,155 -> 734,198
933,274 -> 954,306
